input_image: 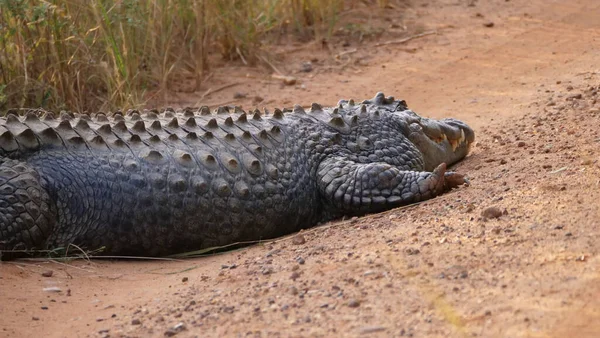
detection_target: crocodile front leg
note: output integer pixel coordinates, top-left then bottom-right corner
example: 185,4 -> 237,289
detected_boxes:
317,156 -> 466,214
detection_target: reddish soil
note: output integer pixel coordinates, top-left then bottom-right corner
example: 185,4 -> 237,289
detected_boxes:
1,0 -> 599,337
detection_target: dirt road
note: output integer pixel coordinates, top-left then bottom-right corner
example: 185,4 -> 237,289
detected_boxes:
1,0 -> 599,337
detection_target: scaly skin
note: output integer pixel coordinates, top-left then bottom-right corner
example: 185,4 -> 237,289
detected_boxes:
0,93 -> 474,259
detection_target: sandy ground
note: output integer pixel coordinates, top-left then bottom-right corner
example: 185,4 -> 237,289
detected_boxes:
1,0 -> 599,337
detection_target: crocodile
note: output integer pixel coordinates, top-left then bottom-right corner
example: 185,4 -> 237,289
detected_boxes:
0,93 -> 474,259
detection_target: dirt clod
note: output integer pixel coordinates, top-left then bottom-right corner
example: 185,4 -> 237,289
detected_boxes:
41,271 -> 53,278
482,207 -> 503,219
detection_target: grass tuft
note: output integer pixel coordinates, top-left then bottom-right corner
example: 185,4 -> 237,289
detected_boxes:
0,0 -> 395,112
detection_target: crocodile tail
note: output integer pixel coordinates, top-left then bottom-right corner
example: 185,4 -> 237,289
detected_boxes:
0,158 -> 56,260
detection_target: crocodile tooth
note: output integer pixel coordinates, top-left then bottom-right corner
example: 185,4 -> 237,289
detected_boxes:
293,105 -> 306,114
167,117 -> 179,128
132,120 -> 146,133
224,116 -> 234,126
450,139 -> 458,151
185,117 -> 197,128
460,129 -> 466,143
273,108 -> 284,119
200,106 -> 210,115
237,113 -> 248,123
311,103 -> 322,112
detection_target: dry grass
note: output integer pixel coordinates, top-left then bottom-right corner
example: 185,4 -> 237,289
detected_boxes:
0,0 -> 391,112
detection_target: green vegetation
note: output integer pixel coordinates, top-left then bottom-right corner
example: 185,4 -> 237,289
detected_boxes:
0,0 -> 385,112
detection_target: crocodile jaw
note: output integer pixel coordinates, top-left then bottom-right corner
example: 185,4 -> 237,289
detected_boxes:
407,117 -> 475,171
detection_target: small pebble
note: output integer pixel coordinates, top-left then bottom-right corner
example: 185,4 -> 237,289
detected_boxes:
181,277 -> 188,283
300,62 -> 313,73
41,270 -> 53,278
359,326 -> 386,334
292,234 -> 306,245
483,22 -> 495,27
348,299 -> 361,308
131,318 -> 141,325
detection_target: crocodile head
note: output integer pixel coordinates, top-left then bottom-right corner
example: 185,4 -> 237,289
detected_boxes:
398,110 -> 475,171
